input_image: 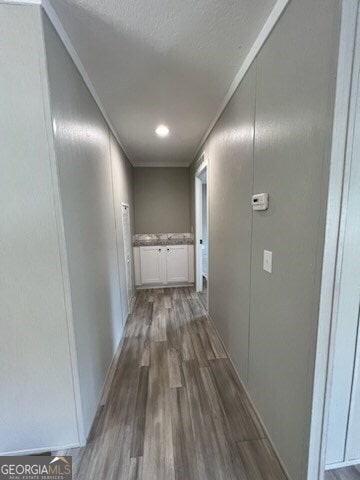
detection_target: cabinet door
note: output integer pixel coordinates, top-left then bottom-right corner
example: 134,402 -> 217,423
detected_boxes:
166,245 -> 189,283
140,246 -> 163,284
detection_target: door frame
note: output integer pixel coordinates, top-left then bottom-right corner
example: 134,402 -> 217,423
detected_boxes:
121,202 -> 134,315
195,153 -> 209,299
307,2 -> 360,478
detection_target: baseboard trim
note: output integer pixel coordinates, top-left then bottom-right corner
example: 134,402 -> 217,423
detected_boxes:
325,458 -> 360,471
1,443 -> 81,456
207,311 -> 292,480
136,283 -> 194,290
99,333 -> 126,408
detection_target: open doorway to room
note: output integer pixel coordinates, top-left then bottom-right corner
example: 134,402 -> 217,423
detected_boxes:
195,155 -> 208,310
308,5 -> 360,479
322,21 -> 360,478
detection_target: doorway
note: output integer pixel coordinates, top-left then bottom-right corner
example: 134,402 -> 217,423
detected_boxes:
308,3 -> 360,479
195,155 -> 208,310
323,20 -> 360,476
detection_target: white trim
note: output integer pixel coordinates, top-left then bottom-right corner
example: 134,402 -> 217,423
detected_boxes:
2,443 -> 81,456
206,312 -> 291,479
192,0 -> 290,162
0,0 -> 40,4
194,154 -> 209,305
6,0 -> 290,169
121,202 -> 134,314
194,155 -> 207,178
136,284 -> 194,291
325,457 -> 360,471
5,0 -> 290,169
108,130 -> 127,330
41,0 -> 132,166
133,161 -> 190,167
307,1 -> 360,479
195,176 -> 203,292
99,334 -> 124,406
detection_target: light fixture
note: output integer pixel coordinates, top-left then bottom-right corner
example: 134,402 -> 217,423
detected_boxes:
155,124 -> 170,138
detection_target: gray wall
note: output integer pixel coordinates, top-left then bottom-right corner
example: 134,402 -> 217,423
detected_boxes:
190,0 -> 340,478
42,12 -> 134,437
198,63 -> 256,382
0,4 -> 79,453
134,167 -> 190,233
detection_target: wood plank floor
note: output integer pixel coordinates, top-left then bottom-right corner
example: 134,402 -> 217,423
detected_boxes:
60,287 -> 287,480
326,465 -> 360,480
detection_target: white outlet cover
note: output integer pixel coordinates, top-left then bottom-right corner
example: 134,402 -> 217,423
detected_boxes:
263,250 -> 272,273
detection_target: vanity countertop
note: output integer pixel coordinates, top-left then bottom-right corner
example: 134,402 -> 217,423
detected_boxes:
133,238 -> 194,247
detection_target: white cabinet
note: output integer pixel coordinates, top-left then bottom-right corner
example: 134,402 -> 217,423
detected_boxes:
165,245 -> 189,283
139,246 -> 163,285
134,245 -> 194,287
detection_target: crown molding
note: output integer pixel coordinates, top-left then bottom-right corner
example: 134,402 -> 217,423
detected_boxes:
132,161 -> 190,168
41,0 -> 133,165
193,0 -> 290,162
5,0 -> 291,169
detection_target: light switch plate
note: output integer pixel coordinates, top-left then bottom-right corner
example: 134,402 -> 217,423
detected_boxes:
263,250 -> 272,273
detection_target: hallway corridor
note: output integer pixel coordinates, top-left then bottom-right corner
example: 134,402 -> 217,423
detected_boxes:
71,288 -> 287,480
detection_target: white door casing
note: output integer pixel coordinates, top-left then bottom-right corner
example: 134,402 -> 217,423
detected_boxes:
195,176 -> 203,292
121,203 -> 133,314
195,153 -> 208,293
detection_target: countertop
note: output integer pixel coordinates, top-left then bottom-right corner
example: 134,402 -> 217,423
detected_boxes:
133,238 -> 194,247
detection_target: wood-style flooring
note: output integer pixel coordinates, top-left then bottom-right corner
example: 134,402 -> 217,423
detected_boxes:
61,287 -> 287,480
326,465 -> 360,480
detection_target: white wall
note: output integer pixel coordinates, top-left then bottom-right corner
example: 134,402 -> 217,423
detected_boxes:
190,0 -> 341,478
0,4 -> 80,454
42,11 -> 134,437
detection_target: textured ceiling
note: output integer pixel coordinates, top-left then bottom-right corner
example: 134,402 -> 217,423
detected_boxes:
48,0 -> 277,166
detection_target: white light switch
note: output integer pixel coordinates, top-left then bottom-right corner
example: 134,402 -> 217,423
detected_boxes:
263,250 -> 272,273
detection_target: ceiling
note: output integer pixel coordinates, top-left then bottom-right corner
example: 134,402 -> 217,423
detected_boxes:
48,0 -> 277,166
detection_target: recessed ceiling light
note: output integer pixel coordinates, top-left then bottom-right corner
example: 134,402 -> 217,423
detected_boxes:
155,125 -> 170,138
